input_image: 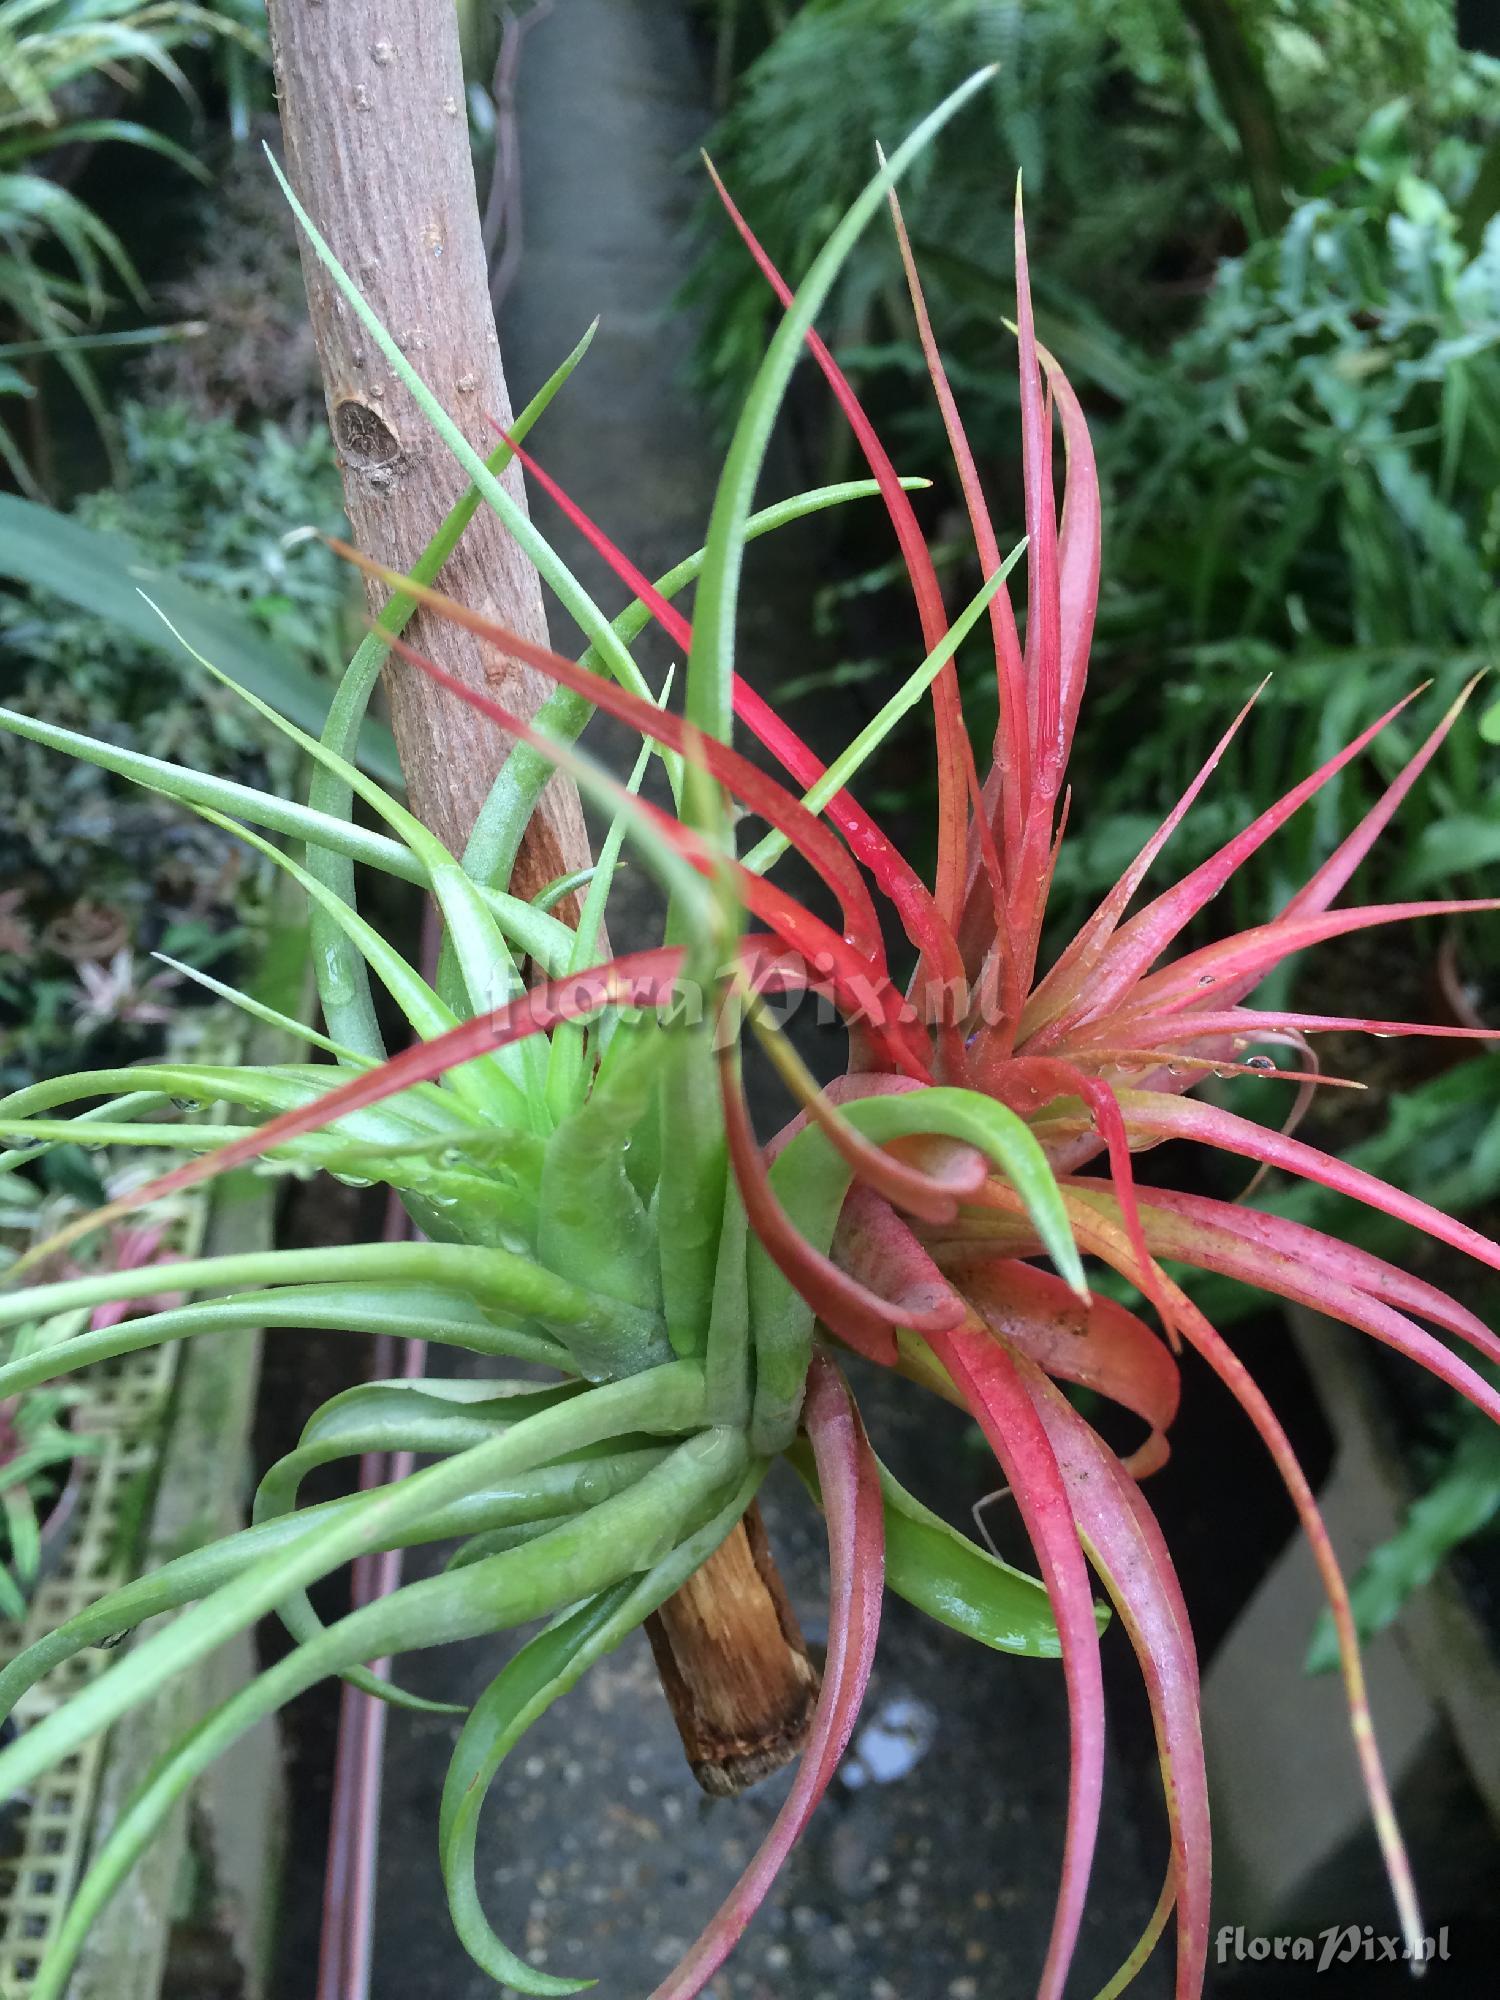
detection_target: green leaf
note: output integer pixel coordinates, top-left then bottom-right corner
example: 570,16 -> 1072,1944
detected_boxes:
0,1241 -> 660,1367
0,495 -> 399,782
20,1417 -> 736,2000
1398,810 -> 1500,890
684,68 -> 996,773
538,1021 -> 664,1330
151,610 -> 543,1120
194,805 -> 532,1129
462,475 -> 931,901
1306,1420 -> 1500,1674
0,1281 -> 569,1405
0,1362 -> 708,1804
437,1459 -> 764,1993
788,1437 -> 1069,1656
312,316 -> 599,1051
0,704 -> 574,972
0,1448 -> 673,1724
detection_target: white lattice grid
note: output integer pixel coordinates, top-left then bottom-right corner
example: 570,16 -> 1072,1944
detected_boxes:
0,1343 -> 181,1991
0,1145 -> 213,1992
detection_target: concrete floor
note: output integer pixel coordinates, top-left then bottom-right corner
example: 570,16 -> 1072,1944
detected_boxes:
368,3 -> 1169,1996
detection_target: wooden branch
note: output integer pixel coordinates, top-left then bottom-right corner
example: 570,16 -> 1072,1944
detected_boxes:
265,0 -> 814,1797
647,1501 -> 817,1795
264,0 -> 586,890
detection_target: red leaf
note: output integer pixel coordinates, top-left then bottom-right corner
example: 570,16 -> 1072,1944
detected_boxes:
376,623 -> 936,1078
885,182 -> 1028,883
1014,187 -> 1061,800
1032,691 -> 1425,1039
335,545 -> 890,973
1110,899 -> 1500,1022
18,948 -> 690,1265
1047,1192 -> 1425,1961
928,1316 -> 1105,2000
1065,1005 -> 1499,1049
1076,1182 -> 1500,1391
981,1054 -> 1181,1346
1038,342 -> 1102,783
705,160 -> 973,936
1023,683 -> 1265,1038
718,1055 -> 956,1363
491,422 -> 693,654
1113,1088 -> 1500,1284
1283,677 -> 1481,922
1002,197 -> 1070,996
731,673 -> 971,1047
653,1354 -> 883,1998
1022,1367 -> 1209,1997
495,418 -> 966,997
830,1185 -> 976,1357
749,1023 -> 983,1226
939,1256 -> 1179,1477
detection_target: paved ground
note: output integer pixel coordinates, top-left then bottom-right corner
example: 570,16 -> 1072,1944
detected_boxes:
368,4 -> 1169,1995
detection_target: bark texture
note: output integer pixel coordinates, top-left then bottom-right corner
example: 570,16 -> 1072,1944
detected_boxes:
266,0 -> 587,887
266,0 -> 814,1796
648,1501 -> 818,1794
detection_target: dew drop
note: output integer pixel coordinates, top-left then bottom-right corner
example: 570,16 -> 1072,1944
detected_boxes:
1197,973 -> 1217,988
1245,1054 -> 1276,1072
321,948 -> 354,1006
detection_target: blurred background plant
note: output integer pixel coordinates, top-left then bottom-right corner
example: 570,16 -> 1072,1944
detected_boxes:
1081,95 -> 1500,938
0,397 -> 348,1091
0,4 -> 365,1099
0,1 -> 269,492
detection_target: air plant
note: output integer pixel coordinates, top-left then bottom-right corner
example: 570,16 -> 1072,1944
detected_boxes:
0,71 -> 1495,2000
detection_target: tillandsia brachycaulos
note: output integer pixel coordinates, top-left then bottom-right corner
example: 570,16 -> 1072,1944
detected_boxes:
0,72 -> 1497,1999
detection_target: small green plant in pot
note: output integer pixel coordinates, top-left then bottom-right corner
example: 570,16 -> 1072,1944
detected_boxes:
0,76 -> 1498,1998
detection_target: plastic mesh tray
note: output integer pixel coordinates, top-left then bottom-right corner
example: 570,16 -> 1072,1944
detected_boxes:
0,1343 -> 181,1990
